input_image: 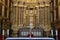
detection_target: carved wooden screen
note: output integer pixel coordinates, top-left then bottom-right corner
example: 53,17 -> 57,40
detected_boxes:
18,28 -> 43,37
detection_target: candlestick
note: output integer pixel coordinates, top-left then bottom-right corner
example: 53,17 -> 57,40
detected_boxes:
51,30 -> 53,35
2,30 -> 4,36
7,29 -> 9,36
2,30 -> 4,40
56,30 -> 58,40
7,29 -> 9,37
56,30 -> 58,35
51,29 -> 53,37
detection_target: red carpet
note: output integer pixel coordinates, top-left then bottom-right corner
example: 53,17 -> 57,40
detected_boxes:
0,34 -> 2,40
